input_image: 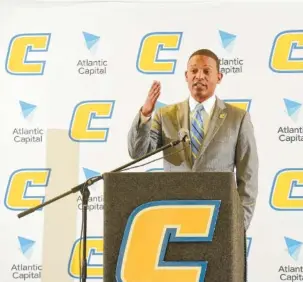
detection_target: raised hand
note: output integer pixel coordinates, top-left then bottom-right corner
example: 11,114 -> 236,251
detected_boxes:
141,81 -> 161,117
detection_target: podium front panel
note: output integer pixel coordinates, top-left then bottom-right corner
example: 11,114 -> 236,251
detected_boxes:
103,172 -> 244,282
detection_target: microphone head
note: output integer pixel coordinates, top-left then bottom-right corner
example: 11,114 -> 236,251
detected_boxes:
178,128 -> 190,144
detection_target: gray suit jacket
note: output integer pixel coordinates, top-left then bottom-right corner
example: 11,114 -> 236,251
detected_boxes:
128,96 -> 258,230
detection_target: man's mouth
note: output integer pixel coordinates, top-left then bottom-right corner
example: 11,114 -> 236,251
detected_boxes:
194,82 -> 206,87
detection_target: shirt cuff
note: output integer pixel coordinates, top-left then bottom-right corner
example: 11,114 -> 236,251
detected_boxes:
140,111 -> 151,124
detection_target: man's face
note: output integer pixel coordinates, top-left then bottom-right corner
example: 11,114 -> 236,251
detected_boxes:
185,55 -> 223,102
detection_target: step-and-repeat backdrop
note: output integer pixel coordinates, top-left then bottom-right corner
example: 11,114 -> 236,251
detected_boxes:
0,1 -> 303,281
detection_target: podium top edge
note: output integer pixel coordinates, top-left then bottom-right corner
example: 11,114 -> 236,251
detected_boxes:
103,171 -> 235,175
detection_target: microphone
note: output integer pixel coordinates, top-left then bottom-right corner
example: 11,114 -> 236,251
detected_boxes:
178,128 -> 191,144
84,129 -> 190,184
17,128 -> 191,217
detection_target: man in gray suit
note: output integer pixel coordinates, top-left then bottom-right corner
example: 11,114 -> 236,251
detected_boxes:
128,48 -> 258,231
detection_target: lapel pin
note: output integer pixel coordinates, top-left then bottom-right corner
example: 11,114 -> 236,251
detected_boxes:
219,113 -> 226,119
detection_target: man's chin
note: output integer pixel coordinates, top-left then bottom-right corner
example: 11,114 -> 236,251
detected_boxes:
194,89 -> 209,97
192,90 -> 212,102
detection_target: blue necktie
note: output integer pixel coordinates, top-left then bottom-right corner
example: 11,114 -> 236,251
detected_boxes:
190,104 -> 204,163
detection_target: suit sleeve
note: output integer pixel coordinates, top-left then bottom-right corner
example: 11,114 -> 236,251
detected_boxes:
235,111 -> 259,230
127,108 -> 163,159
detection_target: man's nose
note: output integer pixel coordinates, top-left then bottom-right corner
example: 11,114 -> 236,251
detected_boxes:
196,70 -> 205,79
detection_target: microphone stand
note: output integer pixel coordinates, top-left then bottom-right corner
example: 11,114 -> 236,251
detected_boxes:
17,137 -> 186,282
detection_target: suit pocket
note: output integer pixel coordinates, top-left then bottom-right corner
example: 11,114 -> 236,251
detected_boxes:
213,136 -> 230,143
212,134 -> 233,143
212,128 -> 234,143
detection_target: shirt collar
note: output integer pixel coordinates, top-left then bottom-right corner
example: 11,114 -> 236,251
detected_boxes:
189,94 -> 216,115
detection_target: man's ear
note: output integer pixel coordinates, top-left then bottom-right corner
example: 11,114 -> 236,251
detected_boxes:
185,70 -> 188,82
217,72 -> 223,84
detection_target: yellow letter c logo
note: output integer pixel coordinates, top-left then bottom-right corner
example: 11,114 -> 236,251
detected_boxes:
116,200 -> 221,282
137,32 -> 182,74
269,30 -> 303,73
6,33 -> 51,75
69,100 -> 115,142
270,168 -> 303,210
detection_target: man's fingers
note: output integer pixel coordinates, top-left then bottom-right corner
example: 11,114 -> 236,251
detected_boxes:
150,89 -> 160,100
151,91 -> 160,103
149,81 -> 160,94
150,85 -> 160,96
150,81 -> 158,91
152,80 -> 160,87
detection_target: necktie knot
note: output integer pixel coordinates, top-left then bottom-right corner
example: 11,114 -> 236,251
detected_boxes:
195,103 -> 204,113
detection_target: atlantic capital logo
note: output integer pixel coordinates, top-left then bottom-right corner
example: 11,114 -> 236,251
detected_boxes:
20,101 -> 37,119
12,100 -> 44,144
284,98 -> 302,122
77,31 -> 108,76
278,237 -> 303,281
285,237 -> 302,261
82,167 -> 101,192
219,30 -> 236,52
83,167 -> 100,184
277,98 -> 303,143
18,236 -> 35,259
218,30 -> 243,75
76,167 -> 104,211
83,31 -> 100,51
12,236 -> 42,280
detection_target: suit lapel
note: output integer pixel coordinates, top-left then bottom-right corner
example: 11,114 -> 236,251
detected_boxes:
177,99 -> 193,168
196,97 -> 227,160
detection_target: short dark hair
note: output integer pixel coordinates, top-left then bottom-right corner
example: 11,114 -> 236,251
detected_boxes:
188,49 -> 220,72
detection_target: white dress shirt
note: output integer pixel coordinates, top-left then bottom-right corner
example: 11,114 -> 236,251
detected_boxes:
140,95 -> 216,135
